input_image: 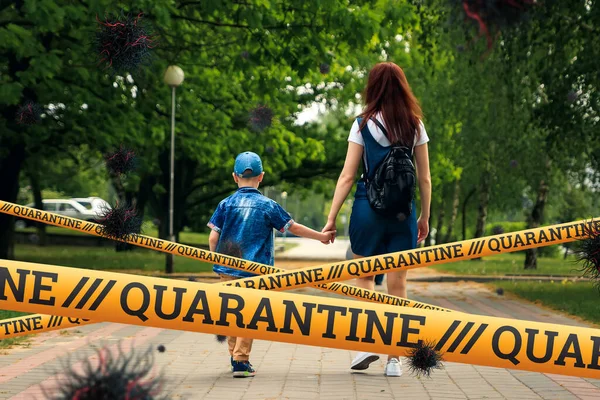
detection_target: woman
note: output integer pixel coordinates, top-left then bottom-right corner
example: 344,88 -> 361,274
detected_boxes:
322,62 -> 431,377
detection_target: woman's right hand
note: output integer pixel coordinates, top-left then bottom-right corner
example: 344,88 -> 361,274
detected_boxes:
321,220 -> 337,244
417,215 -> 429,244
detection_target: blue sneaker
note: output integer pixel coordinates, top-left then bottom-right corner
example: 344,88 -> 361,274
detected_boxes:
232,360 -> 256,378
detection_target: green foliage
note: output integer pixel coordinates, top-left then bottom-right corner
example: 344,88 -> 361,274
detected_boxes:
2,0 -> 598,272
14,244 -> 213,273
433,253 -> 579,276
494,281 -> 600,325
0,310 -> 30,349
485,221 -> 527,235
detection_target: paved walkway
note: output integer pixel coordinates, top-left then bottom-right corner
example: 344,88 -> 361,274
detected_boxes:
276,237 -> 351,261
1,272 -> 599,399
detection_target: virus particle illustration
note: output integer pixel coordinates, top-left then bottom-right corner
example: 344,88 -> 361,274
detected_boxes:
407,340 -> 444,378
249,105 -> 274,132
16,101 -> 43,125
95,10 -> 156,73
97,202 -> 143,241
216,335 -> 227,343
45,344 -> 165,400
567,90 -> 578,104
575,221 -> 600,289
453,0 -> 535,49
105,146 -> 137,176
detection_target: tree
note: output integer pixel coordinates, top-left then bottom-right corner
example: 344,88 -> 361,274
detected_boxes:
0,0 -> 418,272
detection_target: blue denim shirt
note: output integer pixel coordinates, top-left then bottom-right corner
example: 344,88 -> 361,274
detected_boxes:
207,187 -> 293,277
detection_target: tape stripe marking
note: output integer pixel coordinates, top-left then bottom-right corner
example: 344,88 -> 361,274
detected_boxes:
461,323 -> 489,354
89,280 -> 117,311
435,320 -> 461,351
75,278 -> 103,309
448,322 -> 475,352
61,277 -> 90,308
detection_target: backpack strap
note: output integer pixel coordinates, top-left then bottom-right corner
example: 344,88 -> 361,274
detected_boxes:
370,116 -> 412,157
357,117 -> 389,180
356,117 -> 370,178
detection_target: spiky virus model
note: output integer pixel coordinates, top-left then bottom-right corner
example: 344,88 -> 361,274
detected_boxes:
95,10 -> 156,73
105,146 -> 137,176
16,101 -> 43,125
216,335 -> 227,343
97,202 -> 143,241
249,105 -> 274,132
454,0 -> 535,49
567,90 -> 579,104
407,340 -> 444,378
44,345 -> 165,400
575,222 -> 600,289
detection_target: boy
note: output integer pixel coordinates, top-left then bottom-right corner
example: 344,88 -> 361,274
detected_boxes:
207,151 -> 335,378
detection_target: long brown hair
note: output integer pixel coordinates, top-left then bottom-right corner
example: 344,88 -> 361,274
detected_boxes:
358,62 -> 423,146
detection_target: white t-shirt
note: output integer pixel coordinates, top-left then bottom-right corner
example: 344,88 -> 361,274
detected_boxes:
347,113 -> 429,148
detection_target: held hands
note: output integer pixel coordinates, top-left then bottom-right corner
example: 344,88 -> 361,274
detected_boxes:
321,220 -> 337,244
320,230 -> 336,244
417,215 -> 429,244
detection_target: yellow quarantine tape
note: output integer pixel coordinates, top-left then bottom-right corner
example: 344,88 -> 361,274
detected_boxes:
225,218 -> 599,290
0,259 -> 599,379
0,312 -> 90,337
0,200 -> 447,308
0,200 -> 453,340
1,201 -> 596,340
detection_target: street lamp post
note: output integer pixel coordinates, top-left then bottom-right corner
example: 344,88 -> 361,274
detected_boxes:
163,65 -> 184,274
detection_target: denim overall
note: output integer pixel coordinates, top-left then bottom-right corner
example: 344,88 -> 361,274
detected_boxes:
348,118 -> 418,257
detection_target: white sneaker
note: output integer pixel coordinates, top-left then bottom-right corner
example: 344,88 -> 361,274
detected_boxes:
350,352 -> 380,370
384,358 -> 402,377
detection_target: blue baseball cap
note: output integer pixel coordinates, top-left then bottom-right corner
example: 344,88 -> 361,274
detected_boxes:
234,151 -> 263,177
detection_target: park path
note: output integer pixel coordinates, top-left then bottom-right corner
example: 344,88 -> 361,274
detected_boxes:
0,241 -> 599,399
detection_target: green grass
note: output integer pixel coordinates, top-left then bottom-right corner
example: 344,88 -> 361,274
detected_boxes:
432,253 -> 582,276
0,310 -> 31,349
16,226 -> 210,245
494,281 -> 600,326
14,244 -> 213,273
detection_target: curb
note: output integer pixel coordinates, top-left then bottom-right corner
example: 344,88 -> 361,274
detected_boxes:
407,275 -> 591,283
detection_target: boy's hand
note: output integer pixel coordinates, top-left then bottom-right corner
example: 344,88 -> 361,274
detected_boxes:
321,230 -> 336,244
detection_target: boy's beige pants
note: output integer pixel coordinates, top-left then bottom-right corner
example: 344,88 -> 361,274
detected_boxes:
219,274 -> 253,362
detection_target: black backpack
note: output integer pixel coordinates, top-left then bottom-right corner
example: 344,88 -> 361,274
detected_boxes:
363,118 -> 416,220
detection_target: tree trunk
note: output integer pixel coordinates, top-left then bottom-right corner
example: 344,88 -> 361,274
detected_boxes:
461,188 -> 476,241
524,179 -> 550,269
435,201 -> 445,245
0,144 -> 26,260
474,173 -> 491,238
472,173 -> 491,261
28,168 -> 47,246
444,179 -> 460,243
424,214 -> 433,247
156,150 -> 197,273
